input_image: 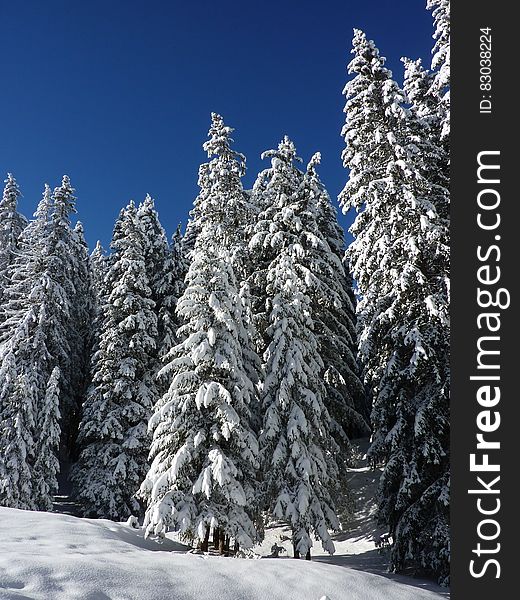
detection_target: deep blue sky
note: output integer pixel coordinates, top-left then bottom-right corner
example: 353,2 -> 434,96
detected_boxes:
1,0 -> 433,249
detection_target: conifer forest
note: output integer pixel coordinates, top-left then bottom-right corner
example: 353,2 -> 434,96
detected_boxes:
0,1 -> 450,597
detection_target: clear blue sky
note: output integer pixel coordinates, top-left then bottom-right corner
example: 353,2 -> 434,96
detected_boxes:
1,0 -> 433,248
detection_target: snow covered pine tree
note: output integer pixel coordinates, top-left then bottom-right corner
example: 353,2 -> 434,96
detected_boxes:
46,177 -> 88,457
33,367 -> 62,511
339,29 -> 450,583
140,114 -> 260,554
249,138 -> 344,560
66,221 -> 94,459
427,0 -> 450,140
305,153 -> 369,442
86,240 -> 108,360
0,174 -> 27,319
136,196 -> 185,396
0,185 -> 65,510
72,201 -> 158,520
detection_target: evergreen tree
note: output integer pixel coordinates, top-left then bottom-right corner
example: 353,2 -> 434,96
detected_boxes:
184,181 -> 257,395
81,241 -> 109,422
251,138 -> 342,558
156,224 -> 187,394
90,241 -> 108,296
33,367 -> 61,511
0,174 -> 27,313
72,202 -> 158,519
402,57 -> 449,224
182,211 -> 199,263
87,241 -> 109,356
170,223 -> 188,307
136,197 -> 181,385
339,30 -> 450,583
306,153 -> 369,440
46,176 -> 80,452
66,221 -> 93,457
248,137 -> 304,358
140,114 -> 260,551
0,187 -> 66,511
0,348 -> 36,509
427,0 -> 450,139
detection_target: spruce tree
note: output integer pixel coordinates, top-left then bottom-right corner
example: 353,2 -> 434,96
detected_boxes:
33,367 -> 62,511
136,196 -> 182,386
402,57 -> 449,224
156,224 -> 187,395
427,0 -> 450,139
0,348 -> 36,509
248,137 -> 304,358
81,241 -> 109,417
339,30 -> 450,583
87,241 -> 108,357
170,224 -> 188,312
250,138 -> 342,558
90,241 -> 108,296
0,174 -> 27,314
46,176 -> 80,452
140,114 -> 260,551
66,221 -> 93,457
0,187 -> 65,511
72,202 -> 158,519
305,153 -> 369,440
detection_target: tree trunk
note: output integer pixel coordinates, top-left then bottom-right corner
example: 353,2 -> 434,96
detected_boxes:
224,535 -> 231,556
293,542 -> 300,559
305,548 -> 311,561
213,527 -> 220,549
219,530 -> 226,555
233,540 -> 239,555
201,527 -> 210,553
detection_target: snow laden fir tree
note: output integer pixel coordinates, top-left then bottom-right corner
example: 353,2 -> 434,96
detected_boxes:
339,28 -> 450,583
137,196 -> 186,397
72,201 -> 159,519
0,184 -> 66,511
140,114 -> 260,553
248,141 -> 367,445
249,138 -> 347,559
45,177 -> 85,450
0,174 -> 27,316
427,0 -> 450,140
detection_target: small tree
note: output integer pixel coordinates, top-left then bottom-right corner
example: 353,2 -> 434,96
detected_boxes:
33,367 -> 62,511
87,240 -> 109,354
0,348 -> 35,509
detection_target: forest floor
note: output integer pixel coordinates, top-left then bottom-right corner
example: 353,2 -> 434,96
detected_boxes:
0,439 -> 450,600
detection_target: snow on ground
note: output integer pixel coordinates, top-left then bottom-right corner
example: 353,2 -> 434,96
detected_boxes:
255,439 -> 384,561
0,440 -> 449,600
253,439 -> 449,598
0,506 -> 447,600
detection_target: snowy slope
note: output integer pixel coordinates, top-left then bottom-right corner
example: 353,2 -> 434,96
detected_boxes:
255,446 -> 385,561
0,505 -> 448,600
